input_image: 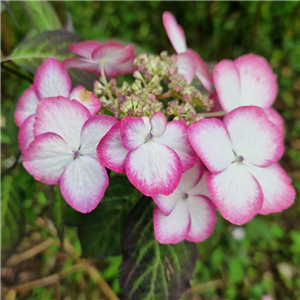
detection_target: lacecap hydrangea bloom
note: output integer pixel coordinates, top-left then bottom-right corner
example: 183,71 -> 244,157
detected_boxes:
15,11 -> 295,245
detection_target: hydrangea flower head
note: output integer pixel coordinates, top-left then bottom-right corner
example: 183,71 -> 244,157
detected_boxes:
23,97 -> 118,213
188,106 -> 295,225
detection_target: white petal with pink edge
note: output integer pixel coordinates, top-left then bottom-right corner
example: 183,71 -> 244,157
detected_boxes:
34,58 -> 71,100
176,53 -> 196,85
153,203 -> 191,244
152,159 -> 204,216
70,41 -> 102,58
126,142 -> 182,196
264,108 -> 284,136
207,163 -> 263,225
62,58 -> 100,75
121,116 -> 149,151
213,59 -> 241,112
23,133 -> 73,185
150,112 -> 166,137
34,97 -> 91,150
156,120 -> 197,172
178,159 -> 204,193
247,163 -> 295,215
162,12 -> 187,54
188,118 -> 235,174
18,114 -> 35,154
60,156 -> 109,214
186,195 -> 216,242
189,170 -> 211,200
97,122 -> 129,173
92,42 -> 135,65
102,59 -> 136,78
234,54 -> 278,108
70,86 -> 101,115
152,190 -> 182,216
186,49 -> 213,92
80,115 -> 118,157
15,85 -> 39,127
213,54 -> 278,112
224,106 -> 284,167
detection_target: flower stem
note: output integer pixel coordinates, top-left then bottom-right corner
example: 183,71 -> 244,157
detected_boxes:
156,90 -> 173,100
198,111 -> 226,117
1,62 -> 33,82
100,61 -> 115,102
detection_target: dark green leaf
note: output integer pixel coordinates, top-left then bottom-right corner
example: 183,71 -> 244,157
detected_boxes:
10,30 -> 98,89
22,1 -> 62,31
1,175 -> 25,263
68,69 -> 98,91
64,175 -> 140,257
119,197 -> 197,300
10,30 -> 81,73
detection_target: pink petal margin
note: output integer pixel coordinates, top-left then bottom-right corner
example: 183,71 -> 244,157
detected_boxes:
188,118 -> 234,174
223,106 -> 284,167
213,54 -> 278,112
92,42 -> 135,65
186,49 -> 213,92
126,142 -> 182,196
264,108 -> 284,137
185,195 -> 217,243
70,86 -> 101,115
14,85 -> 39,127
23,132 -> 73,185
207,163 -> 263,225
60,156 -> 109,213
80,115 -> 119,157
70,41 -> 102,58
247,163 -> 295,215
156,120 -> 197,172
162,11 -> 187,54
18,114 -> 35,154
97,122 -> 129,173
153,203 -> 191,244
34,57 -> 71,100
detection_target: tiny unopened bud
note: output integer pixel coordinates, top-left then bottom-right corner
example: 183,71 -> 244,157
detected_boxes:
174,84 -> 181,92
178,106 -> 185,114
127,108 -> 134,116
182,94 -> 189,102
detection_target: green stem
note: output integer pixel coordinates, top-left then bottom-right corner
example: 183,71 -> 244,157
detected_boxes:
1,62 -> 33,82
100,61 -> 115,102
156,90 -> 173,100
198,111 -> 226,117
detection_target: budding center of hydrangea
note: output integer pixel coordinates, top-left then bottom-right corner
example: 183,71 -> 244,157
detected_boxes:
236,155 -> 244,163
73,150 -> 80,158
145,132 -> 154,142
182,193 -> 189,200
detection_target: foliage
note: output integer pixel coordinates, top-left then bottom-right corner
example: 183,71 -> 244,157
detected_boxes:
120,197 -> 197,300
1,173 -> 24,262
21,1 -> 62,32
10,30 -> 81,73
65,175 -> 141,258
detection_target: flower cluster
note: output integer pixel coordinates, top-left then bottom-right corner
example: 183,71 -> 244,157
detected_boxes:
15,12 -> 295,244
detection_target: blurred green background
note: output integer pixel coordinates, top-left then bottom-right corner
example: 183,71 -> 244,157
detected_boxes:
1,1 -> 300,300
